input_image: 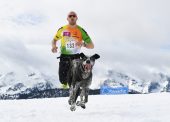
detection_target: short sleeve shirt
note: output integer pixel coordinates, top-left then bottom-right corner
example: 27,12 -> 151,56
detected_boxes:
54,25 -> 92,54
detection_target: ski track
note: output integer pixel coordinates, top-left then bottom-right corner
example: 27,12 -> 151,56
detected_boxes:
0,93 -> 169,122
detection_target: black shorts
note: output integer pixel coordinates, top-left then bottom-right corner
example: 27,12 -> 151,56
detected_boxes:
59,60 -> 71,85
58,54 -> 80,86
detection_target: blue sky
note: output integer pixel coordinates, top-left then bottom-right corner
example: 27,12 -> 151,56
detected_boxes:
0,0 -> 170,80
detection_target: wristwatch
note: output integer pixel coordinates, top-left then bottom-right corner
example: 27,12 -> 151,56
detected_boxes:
83,42 -> 87,47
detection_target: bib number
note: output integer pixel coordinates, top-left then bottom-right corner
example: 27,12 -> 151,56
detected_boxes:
65,39 -> 80,54
66,40 -> 76,49
66,41 -> 75,48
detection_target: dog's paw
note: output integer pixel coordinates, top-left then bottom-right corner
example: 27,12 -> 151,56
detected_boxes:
68,99 -> 71,105
81,104 -> 86,109
70,104 -> 76,111
76,101 -> 86,109
76,101 -> 81,106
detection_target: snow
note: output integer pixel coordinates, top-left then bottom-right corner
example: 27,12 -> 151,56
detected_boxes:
0,93 -> 170,122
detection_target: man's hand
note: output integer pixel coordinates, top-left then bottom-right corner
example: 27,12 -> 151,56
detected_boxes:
76,41 -> 94,49
75,41 -> 83,47
51,46 -> 58,53
84,42 -> 94,49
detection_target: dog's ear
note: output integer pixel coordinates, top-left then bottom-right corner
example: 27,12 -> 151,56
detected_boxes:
79,53 -> 87,59
91,54 -> 100,60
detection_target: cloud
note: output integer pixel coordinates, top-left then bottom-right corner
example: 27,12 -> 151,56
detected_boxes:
0,0 -> 170,80
0,36 -> 57,75
11,13 -> 46,26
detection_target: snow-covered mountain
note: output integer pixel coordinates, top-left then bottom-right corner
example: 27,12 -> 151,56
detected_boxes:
103,70 -> 170,94
103,70 -> 130,87
0,71 -> 59,95
0,70 -> 170,98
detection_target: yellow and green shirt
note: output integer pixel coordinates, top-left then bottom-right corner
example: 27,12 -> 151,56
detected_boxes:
54,25 -> 92,54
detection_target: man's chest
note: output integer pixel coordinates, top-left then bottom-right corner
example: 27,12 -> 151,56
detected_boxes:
62,29 -> 82,41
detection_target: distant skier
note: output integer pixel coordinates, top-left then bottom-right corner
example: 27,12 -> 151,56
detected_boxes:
51,11 -> 94,88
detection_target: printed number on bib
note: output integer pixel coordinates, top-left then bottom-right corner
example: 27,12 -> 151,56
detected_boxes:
66,40 -> 75,49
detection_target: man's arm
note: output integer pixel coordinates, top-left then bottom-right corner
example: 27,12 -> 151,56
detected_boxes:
51,39 -> 58,53
51,27 -> 63,53
78,26 -> 94,49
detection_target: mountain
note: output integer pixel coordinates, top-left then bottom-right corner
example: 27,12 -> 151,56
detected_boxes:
0,70 -> 170,99
0,71 -> 59,96
0,71 -> 100,100
148,73 -> 169,93
102,70 -> 170,94
103,70 -> 130,87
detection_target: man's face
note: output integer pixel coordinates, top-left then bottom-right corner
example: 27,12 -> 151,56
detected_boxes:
67,12 -> 77,25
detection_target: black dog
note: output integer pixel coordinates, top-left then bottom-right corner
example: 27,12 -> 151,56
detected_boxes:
69,53 -> 100,111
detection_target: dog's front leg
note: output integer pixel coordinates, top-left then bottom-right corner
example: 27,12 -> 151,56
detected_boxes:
69,85 -> 76,111
84,87 -> 89,103
68,85 -> 74,105
76,87 -> 86,109
80,87 -> 84,102
69,83 -> 80,111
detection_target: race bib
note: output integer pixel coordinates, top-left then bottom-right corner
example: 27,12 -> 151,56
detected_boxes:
66,40 -> 76,49
66,40 -> 80,53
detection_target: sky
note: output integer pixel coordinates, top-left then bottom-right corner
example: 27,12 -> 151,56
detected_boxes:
0,0 -> 170,80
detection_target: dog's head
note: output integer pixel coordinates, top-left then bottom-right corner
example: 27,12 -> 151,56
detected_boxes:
79,53 -> 100,73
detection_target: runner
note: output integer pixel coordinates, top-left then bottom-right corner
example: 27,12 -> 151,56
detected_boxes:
51,11 -> 94,88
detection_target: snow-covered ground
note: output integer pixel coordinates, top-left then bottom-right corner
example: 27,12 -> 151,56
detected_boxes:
0,93 -> 169,122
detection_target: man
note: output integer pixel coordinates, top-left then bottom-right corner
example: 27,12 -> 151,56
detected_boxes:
51,11 -> 94,88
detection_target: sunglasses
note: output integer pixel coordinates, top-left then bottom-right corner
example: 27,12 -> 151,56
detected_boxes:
68,15 -> 77,18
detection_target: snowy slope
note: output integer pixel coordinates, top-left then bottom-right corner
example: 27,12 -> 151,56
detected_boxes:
0,93 -> 169,122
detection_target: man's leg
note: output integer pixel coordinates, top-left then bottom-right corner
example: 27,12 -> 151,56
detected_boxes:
59,60 -> 70,88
